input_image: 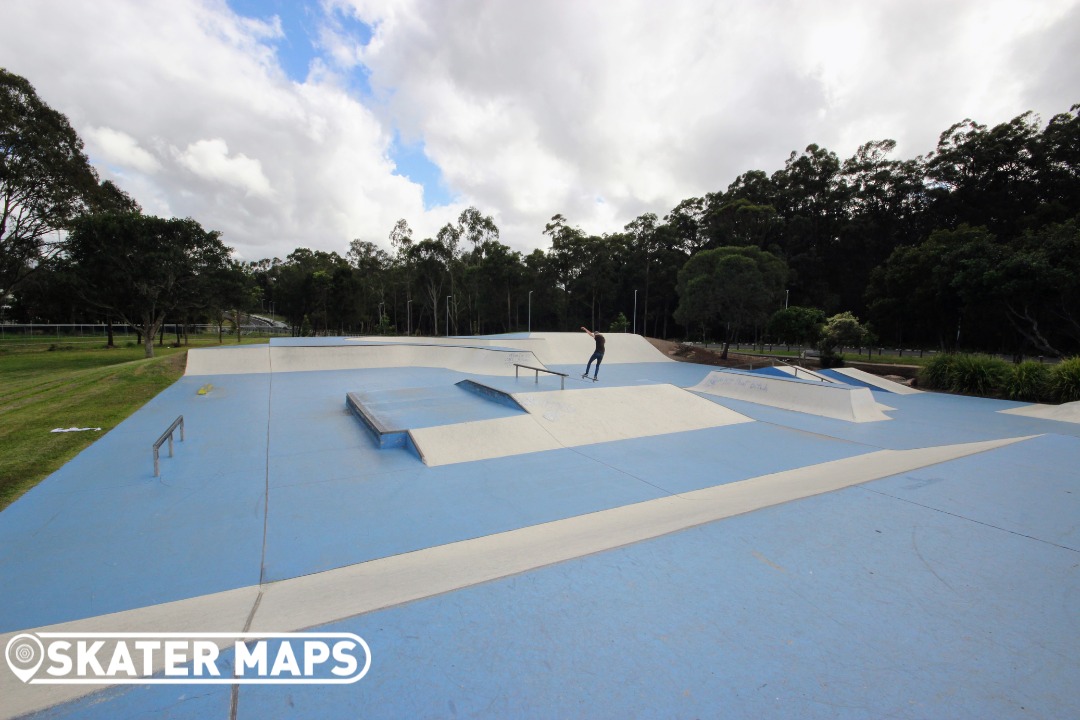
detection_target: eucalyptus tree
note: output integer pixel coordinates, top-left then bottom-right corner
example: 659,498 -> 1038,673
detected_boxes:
0,68 -> 100,297
64,213 -> 232,357
674,246 -> 788,356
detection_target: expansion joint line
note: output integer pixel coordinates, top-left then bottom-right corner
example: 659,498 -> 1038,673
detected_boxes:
230,590 -> 264,720
860,486 -> 1080,554
259,349 -> 274,585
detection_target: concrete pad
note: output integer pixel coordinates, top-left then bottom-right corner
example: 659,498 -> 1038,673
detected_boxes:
408,415 -> 562,466
999,399 -> 1080,423
0,433 -> 1042,719
249,436 -> 1040,635
408,384 -> 753,466
832,366 -> 923,394
514,383 -> 752,446
691,369 -> 893,422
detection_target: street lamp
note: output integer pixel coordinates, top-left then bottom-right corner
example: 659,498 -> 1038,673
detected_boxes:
407,299 -> 412,336
528,290 -> 533,333
446,295 -> 452,337
633,289 -> 638,335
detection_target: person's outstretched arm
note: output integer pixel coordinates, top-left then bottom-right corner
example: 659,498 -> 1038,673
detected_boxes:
581,326 -> 595,337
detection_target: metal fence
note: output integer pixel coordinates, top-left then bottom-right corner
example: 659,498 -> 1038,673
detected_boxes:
692,341 -> 1062,364
0,322 -> 292,343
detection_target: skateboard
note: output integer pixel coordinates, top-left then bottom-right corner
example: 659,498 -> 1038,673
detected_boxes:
580,373 -> 599,382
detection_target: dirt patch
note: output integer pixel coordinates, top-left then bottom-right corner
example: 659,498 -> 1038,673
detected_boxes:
645,338 -> 762,368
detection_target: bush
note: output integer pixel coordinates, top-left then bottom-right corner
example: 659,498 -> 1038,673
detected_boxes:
948,354 -> 1010,396
1049,357 -> 1080,403
918,353 -> 1011,396
919,354 -> 955,391
819,354 -> 845,369
818,311 -> 866,357
1005,361 -> 1051,402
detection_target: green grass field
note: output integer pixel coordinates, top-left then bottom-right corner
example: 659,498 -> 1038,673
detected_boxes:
0,336 -> 268,511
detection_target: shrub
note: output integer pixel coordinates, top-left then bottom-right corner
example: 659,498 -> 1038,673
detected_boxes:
948,354 -> 1010,396
1049,357 -> 1080,403
1005,361 -> 1051,402
818,311 -> 866,357
919,353 -> 1012,397
919,354 -> 956,391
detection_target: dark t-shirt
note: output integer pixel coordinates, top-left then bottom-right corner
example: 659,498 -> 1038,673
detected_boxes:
594,333 -> 605,354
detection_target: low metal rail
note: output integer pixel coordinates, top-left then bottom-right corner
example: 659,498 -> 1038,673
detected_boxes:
514,363 -> 568,390
153,415 -> 184,477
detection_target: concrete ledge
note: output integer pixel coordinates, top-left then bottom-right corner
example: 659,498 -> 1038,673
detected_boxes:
456,379 -> 528,411
690,369 -> 892,422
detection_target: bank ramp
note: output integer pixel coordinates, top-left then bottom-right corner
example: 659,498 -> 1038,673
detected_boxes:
691,369 -> 893,423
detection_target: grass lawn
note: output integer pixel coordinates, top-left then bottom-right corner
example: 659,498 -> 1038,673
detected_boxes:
0,336 -> 268,512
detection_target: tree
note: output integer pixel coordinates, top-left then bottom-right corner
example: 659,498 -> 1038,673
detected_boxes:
674,246 -> 787,357
818,311 -> 868,360
64,213 -> 232,357
766,306 -> 826,347
1,68 -> 100,297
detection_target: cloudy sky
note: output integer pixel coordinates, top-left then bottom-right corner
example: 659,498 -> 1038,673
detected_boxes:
2,0 -> 1078,261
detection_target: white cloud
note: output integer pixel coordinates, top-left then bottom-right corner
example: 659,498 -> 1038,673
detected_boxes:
1,0 -> 1077,261
85,126 -> 162,174
173,138 -> 274,198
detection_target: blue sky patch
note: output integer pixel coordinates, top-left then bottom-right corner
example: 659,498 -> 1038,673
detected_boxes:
391,133 -> 453,209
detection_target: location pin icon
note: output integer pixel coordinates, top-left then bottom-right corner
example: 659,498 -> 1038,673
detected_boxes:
5,634 -> 44,683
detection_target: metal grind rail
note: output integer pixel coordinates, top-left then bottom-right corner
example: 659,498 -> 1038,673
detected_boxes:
514,363 -> 569,390
153,415 -> 185,477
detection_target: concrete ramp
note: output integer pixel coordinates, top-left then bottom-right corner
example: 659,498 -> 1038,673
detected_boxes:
186,334 -> 668,377
269,343 -> 541,375
344,332 -> 671,366
521,332 -> 672,365
185,345 -> 270,375
408,384 -> 753,466
770,365 -> 838,383
186,342 -> 542,377
690,369 -> 892,423
831,367 -> 923,395
999,400 -> 1080,424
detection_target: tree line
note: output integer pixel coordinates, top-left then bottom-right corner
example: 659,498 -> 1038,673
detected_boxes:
4,67 -> 1079,358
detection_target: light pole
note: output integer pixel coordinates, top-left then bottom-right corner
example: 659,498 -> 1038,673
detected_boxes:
633,289 -> 638,334
785,289 -> 789,309
528,290 -> 533,333
446,295 -> 452,337
407,299 -> 412,336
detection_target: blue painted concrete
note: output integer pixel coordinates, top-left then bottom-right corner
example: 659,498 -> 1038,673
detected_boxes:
229,434 -> 1079,720
750,365 -> 794,378
348,383 -> 522,431
6,339 -> 1080,719
817,367 -> 887,390
0,374 -> 269,633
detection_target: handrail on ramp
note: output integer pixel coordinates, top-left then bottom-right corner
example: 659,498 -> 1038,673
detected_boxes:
514,363 -> 568,390
153,415 -> 184,477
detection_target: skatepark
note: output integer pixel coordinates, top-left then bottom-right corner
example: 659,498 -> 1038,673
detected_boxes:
1,333 -> 1078,718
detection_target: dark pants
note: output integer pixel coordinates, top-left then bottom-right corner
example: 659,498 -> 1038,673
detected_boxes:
586,351 -> 604,378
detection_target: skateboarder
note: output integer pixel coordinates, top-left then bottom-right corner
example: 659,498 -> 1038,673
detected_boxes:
581,327 -> 605,380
